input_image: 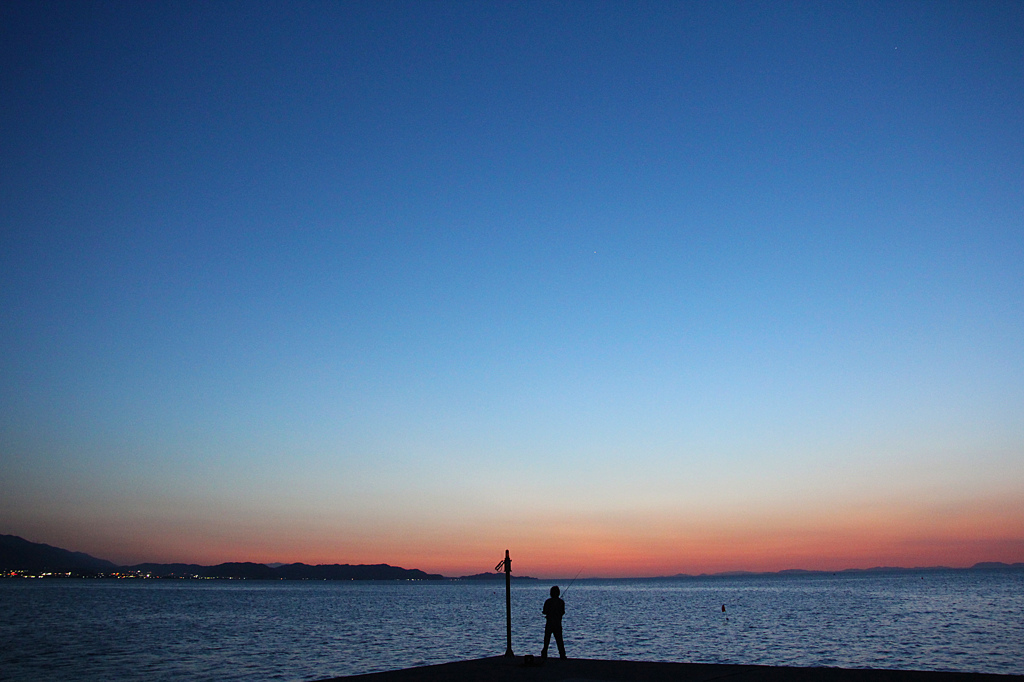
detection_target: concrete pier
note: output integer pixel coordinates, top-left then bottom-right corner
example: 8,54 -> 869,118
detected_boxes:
322,656 -> 1024,682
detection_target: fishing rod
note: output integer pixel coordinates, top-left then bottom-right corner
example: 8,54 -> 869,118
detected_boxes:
560,567 -> 584,598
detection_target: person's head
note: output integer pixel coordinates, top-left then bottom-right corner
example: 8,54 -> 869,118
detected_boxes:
550,585 -> 560,597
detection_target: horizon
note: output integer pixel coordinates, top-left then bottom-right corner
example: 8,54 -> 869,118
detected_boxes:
2,2 -> 1022,580
4,532 -> 1021,580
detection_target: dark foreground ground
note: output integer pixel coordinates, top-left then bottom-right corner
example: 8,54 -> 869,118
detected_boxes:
322,657 -> 1024,682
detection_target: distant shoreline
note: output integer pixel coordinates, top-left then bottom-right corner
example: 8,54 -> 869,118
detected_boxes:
657,561 -> 1024,579
3,533 -> 1022,580
4,563 -> 1022,582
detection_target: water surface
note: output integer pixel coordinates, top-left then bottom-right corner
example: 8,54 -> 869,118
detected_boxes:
1,569 -> 1021,681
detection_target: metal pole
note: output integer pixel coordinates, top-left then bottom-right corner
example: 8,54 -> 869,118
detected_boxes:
496,549 -> 513,657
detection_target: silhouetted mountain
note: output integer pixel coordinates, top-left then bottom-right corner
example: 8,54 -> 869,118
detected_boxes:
971,561 -> 1024,569
1,535 -> 443,579
126,560 -> 443,579
124,563 -> 208,576
666,563 -> 1024,578
209,562 -> 279,579
0,534 -> 118,574
841,566 -> 952,573
275,562 -> 442,580
455,572 -> 539,581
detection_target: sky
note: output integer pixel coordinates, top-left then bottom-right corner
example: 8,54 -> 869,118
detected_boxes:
1,1 -> 1022,578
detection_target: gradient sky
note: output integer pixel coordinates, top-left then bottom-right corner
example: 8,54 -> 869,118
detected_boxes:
1,1 -> 1022,578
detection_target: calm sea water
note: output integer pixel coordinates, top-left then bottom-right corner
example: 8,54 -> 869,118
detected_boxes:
1,570 -> 1021,681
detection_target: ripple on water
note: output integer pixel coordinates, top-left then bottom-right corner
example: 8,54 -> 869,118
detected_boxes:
1,570 -> 1022,681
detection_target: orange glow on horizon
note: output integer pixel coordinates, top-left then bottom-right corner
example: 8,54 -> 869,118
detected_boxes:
20,493 -> 1022,579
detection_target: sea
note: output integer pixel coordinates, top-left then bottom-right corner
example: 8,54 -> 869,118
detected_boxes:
1,569 -> 1022,681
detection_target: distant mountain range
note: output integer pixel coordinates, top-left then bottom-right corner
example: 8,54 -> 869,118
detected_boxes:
454,572 -> 539,581
0,534 -> 119,574
0,534 -> 443,580
4,534 -> 1020,580
664,562 -> 1024,578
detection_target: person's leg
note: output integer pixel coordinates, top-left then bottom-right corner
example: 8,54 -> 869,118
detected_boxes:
554,624 -> 566,659
542,622 -> 552,657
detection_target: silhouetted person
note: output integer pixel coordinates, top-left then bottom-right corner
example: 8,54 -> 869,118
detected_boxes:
541,585 -> 566,659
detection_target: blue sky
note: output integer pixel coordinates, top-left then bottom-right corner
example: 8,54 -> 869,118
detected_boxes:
2,1 -> 1022,575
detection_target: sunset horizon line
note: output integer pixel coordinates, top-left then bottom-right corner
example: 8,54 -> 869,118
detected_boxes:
5,532 -> 1022,581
